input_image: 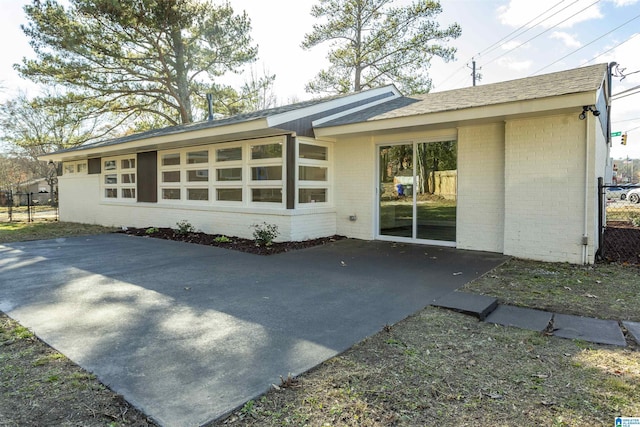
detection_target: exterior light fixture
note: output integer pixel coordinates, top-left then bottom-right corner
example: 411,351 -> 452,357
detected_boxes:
579,105 -> 600,120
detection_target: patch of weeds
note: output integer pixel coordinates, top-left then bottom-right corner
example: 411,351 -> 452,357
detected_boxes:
145,227 -> 159,234
251,222 -> 279,247
214,235 -> 231,243
33,353 -> 64,366
46,374 -> 60,383
11,326 -> 33,340
174,220 -> 195,235
240,399 -> 257,417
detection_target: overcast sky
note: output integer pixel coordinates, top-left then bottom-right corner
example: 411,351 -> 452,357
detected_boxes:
1,0 -> 639,158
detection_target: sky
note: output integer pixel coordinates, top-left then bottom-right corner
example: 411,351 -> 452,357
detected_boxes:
1,0 -> 639,159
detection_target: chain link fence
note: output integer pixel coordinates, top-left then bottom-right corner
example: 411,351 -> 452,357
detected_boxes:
599,180 -> 640,264
0,190 -> 59,223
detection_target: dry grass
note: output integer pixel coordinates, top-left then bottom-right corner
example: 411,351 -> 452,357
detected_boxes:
0,220 -> 117,244
0,222 -> 638,426
463,258 -> 640,322
213,308 -> 639,427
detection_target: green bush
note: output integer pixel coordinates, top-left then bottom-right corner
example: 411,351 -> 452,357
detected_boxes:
251,222 -> 279,247
631,213 -> 640,227
214,235 -> 231,243
145,227 -> 159,235
175,220 -> 195,235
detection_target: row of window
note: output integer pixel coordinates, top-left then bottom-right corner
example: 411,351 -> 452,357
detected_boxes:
68,137 -> 331,206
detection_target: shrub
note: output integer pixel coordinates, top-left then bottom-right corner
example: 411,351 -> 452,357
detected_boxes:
251,222 -> 279,247
175,220 -> 195,235
630,212 -> 640,227
214,235 -> 231,243
145,227 -> 159,235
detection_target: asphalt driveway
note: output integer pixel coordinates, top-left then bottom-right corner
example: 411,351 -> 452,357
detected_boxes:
0,234 -> 506,426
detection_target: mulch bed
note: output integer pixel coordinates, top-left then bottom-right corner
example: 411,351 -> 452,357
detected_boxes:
602,222 -> 640,264
120,227 -> 346,255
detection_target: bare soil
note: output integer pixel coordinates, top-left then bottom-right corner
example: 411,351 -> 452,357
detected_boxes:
120,227 -> 345,255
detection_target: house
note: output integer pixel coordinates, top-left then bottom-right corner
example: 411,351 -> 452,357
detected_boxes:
41,63 -> 612,264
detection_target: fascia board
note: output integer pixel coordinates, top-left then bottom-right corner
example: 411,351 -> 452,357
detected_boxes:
266,85 -> 400,127
40,118 -> 275,162
315,92 -> 596,137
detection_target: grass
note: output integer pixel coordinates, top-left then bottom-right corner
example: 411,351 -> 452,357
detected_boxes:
0,221 -> 638,426
0,220 -> 117,244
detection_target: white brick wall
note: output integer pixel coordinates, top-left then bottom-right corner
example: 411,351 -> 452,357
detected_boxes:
334,135 -> 376,239
457,123 -> 505,253
58,175 -> 337,241
504,114 -> 588,263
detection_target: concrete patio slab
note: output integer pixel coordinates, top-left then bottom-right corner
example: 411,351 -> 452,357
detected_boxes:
485,305 -> 553,331
0,235 -> 506,427
553,314 -> 626,346
622,321 -> 640,345
431,291 -> 498,320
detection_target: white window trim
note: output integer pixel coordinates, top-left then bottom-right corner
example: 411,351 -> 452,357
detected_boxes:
297,140 -> 332,207
101,155 -> 136,202
62,160 -> 88,176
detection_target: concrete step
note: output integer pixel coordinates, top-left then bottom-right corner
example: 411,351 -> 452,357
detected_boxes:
484,305 -> 553,332
431,291 -> 498,320
553,314 -> 626,347
622,321 -> 640,346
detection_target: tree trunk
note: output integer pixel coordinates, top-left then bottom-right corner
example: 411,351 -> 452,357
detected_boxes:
170,27 -> 193,124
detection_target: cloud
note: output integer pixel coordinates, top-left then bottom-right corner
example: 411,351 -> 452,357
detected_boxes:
497,0 -> 603,29
550,31 -> 582,48
500,40 -> 523,50
497,57 -> 533,72
608,0 -> 639,6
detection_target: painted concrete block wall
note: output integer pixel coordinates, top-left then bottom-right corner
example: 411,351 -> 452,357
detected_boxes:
504,114 -> 587,263
334,135 -> 376,239
58,175 -> 101,224
457,123 -> 505,253
85,203 -> 336,241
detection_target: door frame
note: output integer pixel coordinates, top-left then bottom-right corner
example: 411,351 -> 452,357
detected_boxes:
374,140 -> 457,248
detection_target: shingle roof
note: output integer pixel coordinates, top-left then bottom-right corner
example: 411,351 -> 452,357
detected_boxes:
52,95 -> 346,155
316,64 -> 608,127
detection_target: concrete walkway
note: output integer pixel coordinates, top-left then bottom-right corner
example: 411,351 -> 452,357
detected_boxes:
432,291 -> 638,347
0,235 -> 506,427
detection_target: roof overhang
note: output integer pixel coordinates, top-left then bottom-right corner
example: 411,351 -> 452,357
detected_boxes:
40,119 -> 292,162
314,91 -> 598,138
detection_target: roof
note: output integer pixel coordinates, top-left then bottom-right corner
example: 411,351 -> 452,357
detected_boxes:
43,64 -> 608,160
316,63 -> 608,127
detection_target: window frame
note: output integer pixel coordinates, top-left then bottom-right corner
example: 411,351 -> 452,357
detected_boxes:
101,155 -> 137,201
297,141 -> 331,206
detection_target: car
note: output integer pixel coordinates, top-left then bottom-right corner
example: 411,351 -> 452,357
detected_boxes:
627,188 -> 640,204
605,186 -> 628,200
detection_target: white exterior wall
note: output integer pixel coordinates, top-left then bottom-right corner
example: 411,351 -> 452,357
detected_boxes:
334,135 -> 376,239
504,113 -> 589,263
58,175 -> 102,224
457,123 -> 505,253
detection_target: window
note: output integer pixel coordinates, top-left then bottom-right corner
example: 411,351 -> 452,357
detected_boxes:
62,161 -> 88,176
102,155 -> 136,201
249,141 -> 283,205
153,136 -> 327,208
298,141 -> 330,205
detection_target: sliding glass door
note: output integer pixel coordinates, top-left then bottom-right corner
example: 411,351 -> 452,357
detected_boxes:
378,141 -> 457,244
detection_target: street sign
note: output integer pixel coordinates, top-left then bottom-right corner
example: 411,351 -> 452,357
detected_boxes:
611,131 -> 622,137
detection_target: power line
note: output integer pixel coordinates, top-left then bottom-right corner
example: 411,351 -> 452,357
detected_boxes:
435,0 -> 582,89
481,0 -> 602,71
477,0 -> 574,58
613,84 -> 640,99
613,89 -> 640,101
582,32 -> 640,65
532,12 -> 640,75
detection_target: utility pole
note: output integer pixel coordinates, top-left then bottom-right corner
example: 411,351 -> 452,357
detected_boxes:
469,58 -> 482,86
